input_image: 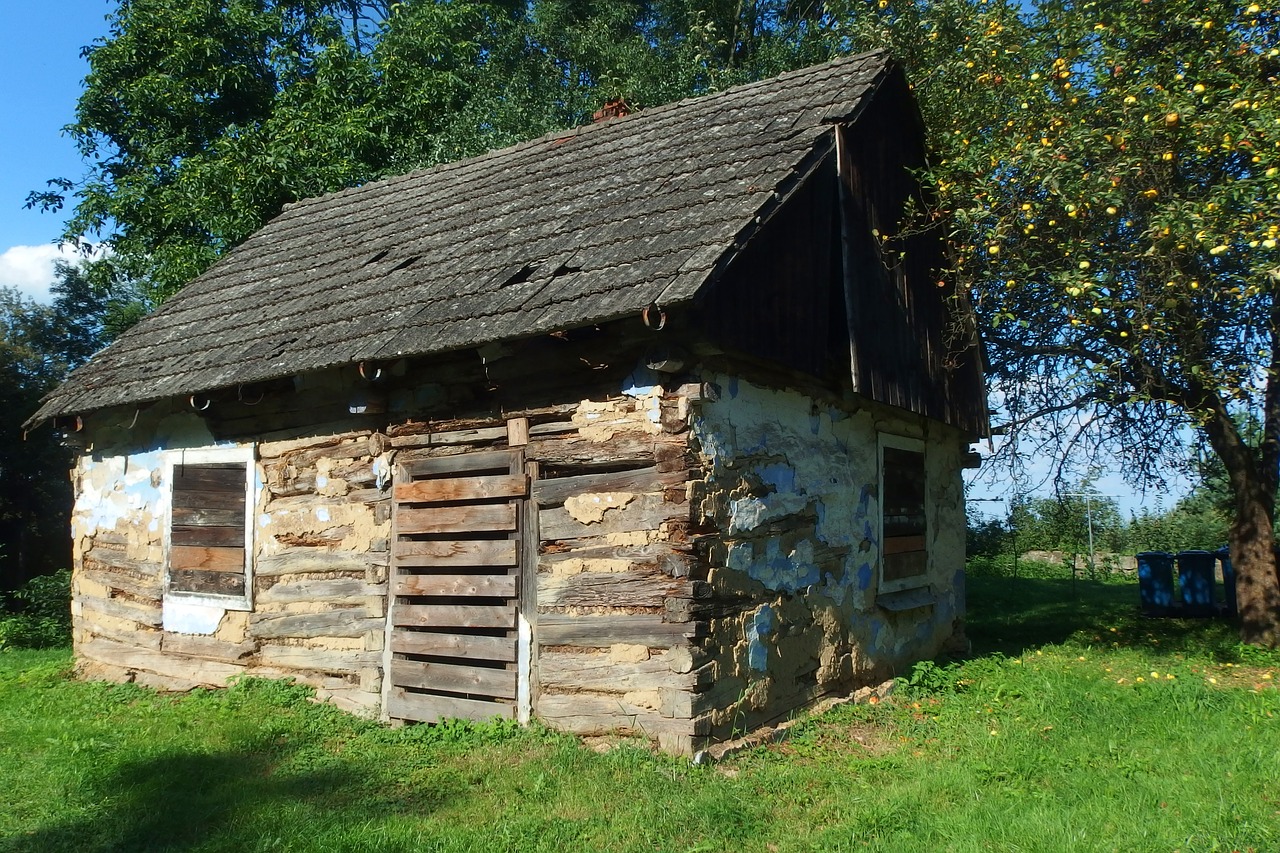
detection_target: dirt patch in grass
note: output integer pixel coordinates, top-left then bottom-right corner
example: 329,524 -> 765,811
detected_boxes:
827,719 -> 898,756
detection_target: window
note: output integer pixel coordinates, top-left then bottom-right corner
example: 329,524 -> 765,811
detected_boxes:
879,435 -> 928,593
165,446 -> 255,609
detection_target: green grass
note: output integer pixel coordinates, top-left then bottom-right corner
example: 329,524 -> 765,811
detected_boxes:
2,578 -> 1278,852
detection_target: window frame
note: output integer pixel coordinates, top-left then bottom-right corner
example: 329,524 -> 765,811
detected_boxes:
162,445 -> 256,611
877,434 -> 929,595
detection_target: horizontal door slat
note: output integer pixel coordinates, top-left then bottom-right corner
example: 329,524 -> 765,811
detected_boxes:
173,466 -> 244,489
883,535 -> 926,555
172,490 -> 245,511
170,545 -> 244,573
391,660 -> 517,699
393,603 -> 516,629
387,688 -> 515,723
394,574 -> 517,598
395,474 -> 527,504
396,503 -> 517,535
393,540 -> 518,568
401,450 -> 518,477
392,631 -> 517,661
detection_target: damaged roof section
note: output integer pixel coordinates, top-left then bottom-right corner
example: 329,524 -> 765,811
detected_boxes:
31,50 -> 893,425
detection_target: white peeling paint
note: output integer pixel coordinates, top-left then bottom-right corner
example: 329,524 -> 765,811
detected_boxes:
517,613 -> 532,725
73,450 -> 166,540
695,372 -> 969,668
694,376 -> 872,577
162,599 -> 225,634
372,454 -> 392,490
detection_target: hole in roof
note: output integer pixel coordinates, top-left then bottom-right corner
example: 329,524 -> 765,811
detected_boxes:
550,263 -> 581,278
500,264 -> 536,288
390,255 -> 421,273
267,337 -> 298,360
363,249 -> 391,266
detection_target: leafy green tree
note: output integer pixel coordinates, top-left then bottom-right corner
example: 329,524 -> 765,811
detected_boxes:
820,0 -> 1278,643
28,0 -> 380,301
0,265 -> 117,591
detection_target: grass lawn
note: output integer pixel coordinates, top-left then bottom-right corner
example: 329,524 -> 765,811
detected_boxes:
1,576 -> 1277,852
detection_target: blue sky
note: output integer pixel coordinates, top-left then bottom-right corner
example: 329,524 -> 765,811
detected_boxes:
0,0 -> 1189,517
0,0 -> 112,302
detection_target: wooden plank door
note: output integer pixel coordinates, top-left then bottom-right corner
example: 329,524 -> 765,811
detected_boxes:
386,449 -> 529,723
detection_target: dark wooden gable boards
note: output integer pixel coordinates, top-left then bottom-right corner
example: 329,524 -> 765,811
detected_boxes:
694,67 -> 987,436
837,68 -> 987,436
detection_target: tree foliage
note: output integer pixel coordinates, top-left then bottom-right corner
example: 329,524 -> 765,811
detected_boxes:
0,266 -> 119,591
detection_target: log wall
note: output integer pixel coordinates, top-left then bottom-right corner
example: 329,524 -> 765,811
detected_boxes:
68,324 -> 708,750
70,385 -> 393,715
67,325 -> 966,755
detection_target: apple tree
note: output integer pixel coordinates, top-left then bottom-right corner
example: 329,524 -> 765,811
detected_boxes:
924,0 -> 1280,643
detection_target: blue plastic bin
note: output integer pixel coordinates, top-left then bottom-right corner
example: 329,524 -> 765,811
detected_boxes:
1177,550 -> 1216,614
1136,552 -> 1175,615
1216,547 -> 1236,616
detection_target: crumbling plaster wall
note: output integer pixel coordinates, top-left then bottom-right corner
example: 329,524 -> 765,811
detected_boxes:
64,346 -> 965,751
687,373 -> 966,735
69,393 -> 392,715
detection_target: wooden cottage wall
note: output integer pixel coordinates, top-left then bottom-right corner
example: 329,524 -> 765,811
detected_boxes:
375,329 -> 709,752
69,371 -> 395,715
67,321 -> 716,751
385,389 -> 703,752
693,155 -> 845,382
836,73 -> 987,437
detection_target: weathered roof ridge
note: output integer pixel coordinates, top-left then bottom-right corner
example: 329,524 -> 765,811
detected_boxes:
31,49 -> 895,426
281,48 -> 892,219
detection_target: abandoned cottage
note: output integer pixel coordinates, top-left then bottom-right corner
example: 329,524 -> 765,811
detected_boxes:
29,49 -> 987,754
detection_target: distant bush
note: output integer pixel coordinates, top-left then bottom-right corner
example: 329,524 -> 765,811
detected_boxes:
966,555 -> 1065,580
0,569 -> 72,650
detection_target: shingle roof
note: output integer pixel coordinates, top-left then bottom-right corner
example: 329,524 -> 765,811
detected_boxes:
31,49 -> 893,425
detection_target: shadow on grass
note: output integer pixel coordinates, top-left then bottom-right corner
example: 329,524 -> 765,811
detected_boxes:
965,575 -> 1257,661
0,745 -> 456,852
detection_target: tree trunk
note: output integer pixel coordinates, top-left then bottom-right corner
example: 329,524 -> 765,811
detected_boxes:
1231,490 -> 1280,647
1201,401 -> 1280,647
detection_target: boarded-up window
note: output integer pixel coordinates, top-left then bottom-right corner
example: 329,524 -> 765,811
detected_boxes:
167,450 -> 253,607
880,437 -> 927,593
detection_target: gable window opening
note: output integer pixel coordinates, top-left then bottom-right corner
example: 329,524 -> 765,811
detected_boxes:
879,435 -> 928,595
165,446 -> 256,611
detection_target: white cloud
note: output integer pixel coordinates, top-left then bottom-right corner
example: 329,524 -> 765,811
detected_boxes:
0,243 -> 83,303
